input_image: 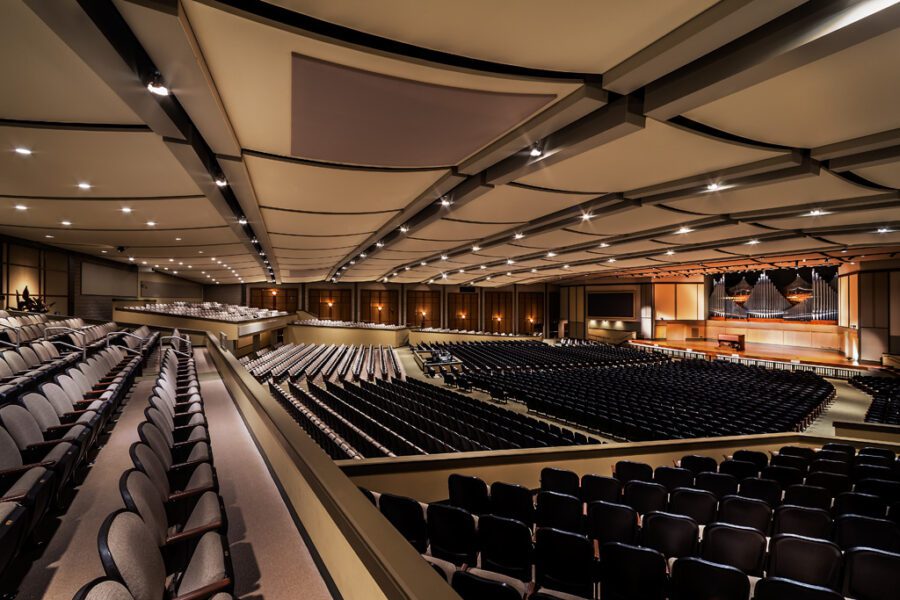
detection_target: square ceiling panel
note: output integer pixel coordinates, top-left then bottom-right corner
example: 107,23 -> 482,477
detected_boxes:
516,119 -> 785,193
685,28 -> 900,148
245,155 -> 448,212
291,55 -> 555,167
661,171 -> 878,214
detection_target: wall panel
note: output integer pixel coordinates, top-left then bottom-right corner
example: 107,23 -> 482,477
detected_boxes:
484,291 -> 513,334
360,289 -> 399,325
654,284 -> 676,321
406,290 -> 440,329
447,292 -> 478,330
518,292 -> 544,335
848,274 -> 859,329
251,287 -> 299,312
309,288 -> 352,321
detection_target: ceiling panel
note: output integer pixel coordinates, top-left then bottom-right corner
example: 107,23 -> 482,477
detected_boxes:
274,0 -> 716,74
854,160 -> 900,189
0,127 -> 201,198
262,209 -> 387,236
0,2 -> 141,124
718,236 -> 838,256
183,0 -> 579,158
655,223 -> 770,245
590,239 -> 674,255
661,172 -> 877,214
0,197 -> 226,229
0,224 -> 239,248
569,204 -> 688,235
406,220 -> 515,242
451,185 -> 595,223
820,231 -> 900,246
509,229 -> 606,249
685,28 -> 900,148
517,119 -> 785,193
761,205 -> 900,230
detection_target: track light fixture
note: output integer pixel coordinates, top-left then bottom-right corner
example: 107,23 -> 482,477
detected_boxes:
146,73 -> 169,96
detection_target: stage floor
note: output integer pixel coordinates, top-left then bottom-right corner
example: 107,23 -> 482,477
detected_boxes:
631,339 -> 878,370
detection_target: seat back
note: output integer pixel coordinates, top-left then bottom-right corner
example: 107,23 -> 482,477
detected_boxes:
669,487 -> 718,525
451,570 -> 522,600
20,393 -> 63,431
772,505 -> 832,539
72,578 -> 135,600
753,577 -> 842,600
119,469 -> 167,546
680,454 -> 718,474
639,511 -> 699,559
535,491 -> 582,533
129,442 -> 171,501
40,383 -> 76,415
448,474 -> 489,515
614,459 -> 652,483
598,542 -> 667,600
489,482 -> 534,527
695,472 -> 739,499
717,495 -> 772,533
586,500 -> 637,546
478,515 -> 533,582
0,426 -> 24,470
833,492 -> 887,518
783,484 -> 832,511
670,557 -> 750,600
653,466 -> 694,492
701,523 -> 766,576
833,514 -> 900,553
718,459 -> 759,480
842,547 -> 900,600
378,493 -> 427,553
0,404 -> 45,449
581,474 -> 621,504
767,533 -> 843,590
534,528 -> 594,599
732,449 -> 768,470
426,503 -> 476,566
97,511 -> 165,600
540,467 -> 579,497
738,477 -> 782,507
623,480 -> 667,514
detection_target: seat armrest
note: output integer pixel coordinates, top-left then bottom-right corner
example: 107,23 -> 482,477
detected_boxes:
0,461 -> 54,479
166,485 -> 215,503
164,520 -> 223,546
169,459 -> 208,471
171,578 -> 232,600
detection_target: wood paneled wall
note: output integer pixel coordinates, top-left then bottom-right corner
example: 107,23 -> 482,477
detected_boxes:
2,242 -> 69,314
406,290 -> 440,328
447,292 -> 478,331
360,289 -> 399,325
484,291 -> 513,333
518,291 -> 544,335
250,287 -> 299,312
309,288 -> 352,321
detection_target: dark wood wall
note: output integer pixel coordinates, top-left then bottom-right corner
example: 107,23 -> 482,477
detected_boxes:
518,291 -> 544,335
484,291 -> 514,333
406,290 -> 440,328
308,288 -> 352,321
250,287 -> 298,312
360,289 -> 399,324
447,292 -> 478,330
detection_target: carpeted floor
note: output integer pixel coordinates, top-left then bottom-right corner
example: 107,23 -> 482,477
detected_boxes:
14,349 -> 333,600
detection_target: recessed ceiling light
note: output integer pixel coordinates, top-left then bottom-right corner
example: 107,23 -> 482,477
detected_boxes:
514,233 -> 524,240
806,209 -> 830,217
175,237 -> 182,241
666,250 -> 675,256
215,178 -> 227,187
420,261 -> 427,266
404,266 -> 410,271
531,268 -> 538,273
360,253 -> 367,258
841,249 -> 848,253
458,269 -> 465,273
506,271 -> 512,276
169,258 -> 174,262
440,196 -> 452,207
14,147 -> 32,156
146,221 -> 156,226
400,225 -> 409,233
14,204 -> 27,211
472,245 -> 481,252
142,261 -> 147,265
128,257 -> 135,261
608,258 -> 616,263
563,265 -> 570,269
60,220 -> 71,226
78,182 -> 92,190
440,255 -> 448,260
486,276 -> 492,280
173,271 -> 178,274
188,265 -> 192,269
376,241 -> 384,247
581,213 -> 592,221
547,251 -> 557,258
676,226 -> 693,234
121,207 -> 132,214
746,239 -> 760,245
441,273 -> 448,279
529,145 -> 543,158
599,242 -> 610,248
101,250 -> 107,254
44,234 -> 54,238
706,183 -> 721,192
480,265 -> 486,269
507,259 -> 515,265
238,217 -> 247,225
350,260 -> 356,265
877,227 -> 892,234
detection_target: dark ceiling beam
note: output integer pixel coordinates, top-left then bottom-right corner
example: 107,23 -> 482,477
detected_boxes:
643,0 -> 900,119
603,0 -> 806,94
27,0 -> 274,283
812,127 -> 900,161
826,144 -> 900,172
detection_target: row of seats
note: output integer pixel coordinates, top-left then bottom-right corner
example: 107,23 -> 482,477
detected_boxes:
122,301 -> 286,321
72,347 -> 235,600
293,318 -> 405,330
474,360 -> 834,440
416,340 -> 665,373
852,374 -> 900,425
0,338 -> 148,576
243,342 -> 403,383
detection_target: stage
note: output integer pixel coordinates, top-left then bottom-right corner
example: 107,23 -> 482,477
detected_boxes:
630,339 -> 879,371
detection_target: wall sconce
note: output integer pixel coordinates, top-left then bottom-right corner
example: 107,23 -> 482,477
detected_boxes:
377,305 -> 383,311
528,317 -> 534,323
459,313 -> 466,319
327,301 -> 334,308
271,290 -> 277,296
421,311 -> 427,317
495,316 -> 502,322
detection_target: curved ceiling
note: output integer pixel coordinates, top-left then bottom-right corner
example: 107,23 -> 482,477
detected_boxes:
2,0 -> 898,287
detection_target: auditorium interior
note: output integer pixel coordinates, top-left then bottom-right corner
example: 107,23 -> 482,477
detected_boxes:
2,2 -> 900,599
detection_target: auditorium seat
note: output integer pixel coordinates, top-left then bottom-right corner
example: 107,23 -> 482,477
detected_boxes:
427,503 -> 477,566
738,478 -> 783,507
0,404 -> 79,493
841,547 -> 900,600
623,480 -> 667,514
695,472 -> 739,499
832,491 -> 886,517
701,523 -> 767,576
772,505 -> 832,539
653,466 -> 694,492
638,511 -> 698,560
448,474 -> 490,515
614,460 -> 652,484
450,569 -> 523,600
535,528 -> 595,599
598,542 -> 666,600
541,467 -> 580,497
681,455 -> 718,475
782,484 -> 831,511
490,482 -> 535,528
753,577 -> 842,600
733,450 -> 768,471
718,495 -> 772,533
379,493 -> 427,553
670,557 -> 750,600
833,514 -> 900,552
669,487 -> 718,525
477,514 -> 533,582
766,534 -> 842,590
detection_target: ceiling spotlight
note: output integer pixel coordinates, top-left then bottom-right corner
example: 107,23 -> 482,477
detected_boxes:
563,265 -> 570,269
142,261 -> 148,265
146,221 -> 156,226
14,147 -> 32,156
666,250 -> 675,256
45,234 -> 54,239
480,265 -> 486,269
506,271 -> 512,276
428,279 -> 434,284
806,209 -> 830,217
188,265 -> 192,269
175,237 -> 182,241
547,251 -> 557,258
441,254 -> 448,260
531,268 -> 538,273
400,225 -> 409,233
121,207 -> 132,214
376,241 -> 384,247
146,73 -> 169,96
529,144 -> 543,158
581,213 -> 592,221
238,217 -> 247,225
746,239 -> 761,245
404,266 -> 410,271
215,178 -> 227,187
706,183 -> 722,192
486,276 -> 492,280
608,258 -> 616,263
507,259 -> 515,265
350,260 -> 356,265
441,273 -> 448,279
877,227 -> 892,234
459,269 -> 465,273
472,245 -> 481,252
420,261 -> 427,266
128,257 -> 135,261
440,196 -> 452,207
599,242 -> 610,248
101,250 -> 108,254
173,271 -> 178,274
360,253 -> 367,258
514,232 -> 524,240
78,182 -> 92,190
676,226 -> 693,234
14,204 -> 27,211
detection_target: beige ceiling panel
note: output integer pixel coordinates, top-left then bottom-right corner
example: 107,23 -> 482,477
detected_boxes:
719,237 -> 837,256
451,185 -> 595,223
662,172 -> 877,214
569,204 -> 686,235
245,155 -> 448,212
122,244 -> 248,258
655,223 -> 770,245
0,128 -> 201,198
0,197 -> 226,229
263,229 -> 371,250
685,29 -> 900,148
517,119 -> 785,192
390,237 -> 469,252
270,247 -> 352,259
511,229 -> 605,249
651,249 -> 731,263
274,0 -> 715,74
0,3 -> 141,124
183,0 -> 579,157
0,225 -> 237,248
262,209 -> 388,236
590,239 -> 674,255
548,250 -> 607,262
408,220 -> 514,242
761,205 -> 900,230
603,257 -> 664,268
820,231 -> 900,246
854,161 -> 900,189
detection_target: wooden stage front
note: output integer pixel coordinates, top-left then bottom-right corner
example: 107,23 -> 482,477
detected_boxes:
630,339 -> 879,370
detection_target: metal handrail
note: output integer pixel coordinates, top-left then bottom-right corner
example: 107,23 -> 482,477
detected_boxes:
54,340 -> 87,362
